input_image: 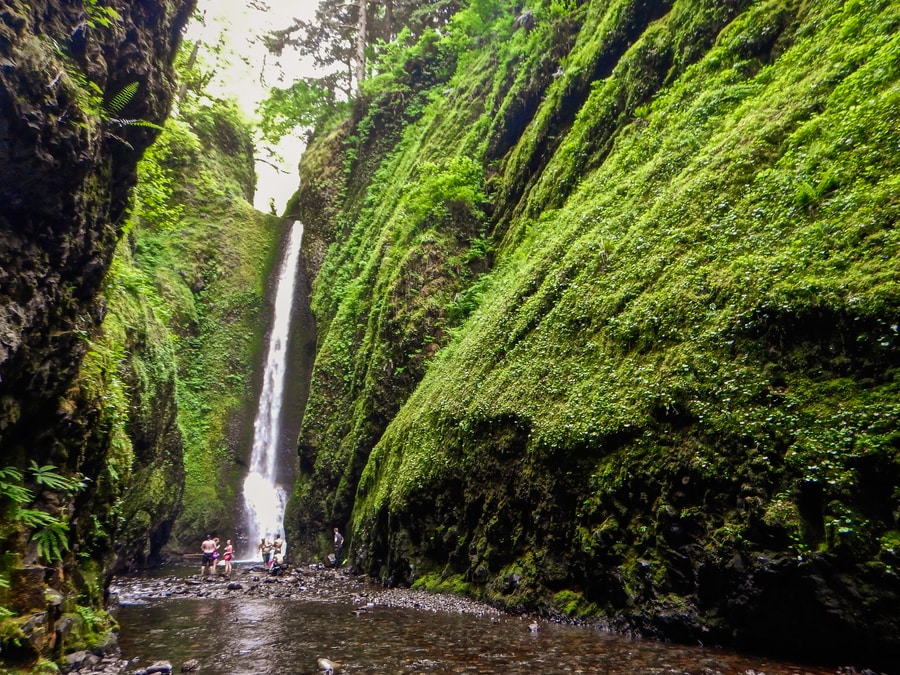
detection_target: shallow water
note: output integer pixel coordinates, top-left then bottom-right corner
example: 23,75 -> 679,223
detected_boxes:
113,569 -> 836,675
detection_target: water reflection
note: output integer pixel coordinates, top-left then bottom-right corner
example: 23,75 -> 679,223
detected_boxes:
115,595 -> 833,675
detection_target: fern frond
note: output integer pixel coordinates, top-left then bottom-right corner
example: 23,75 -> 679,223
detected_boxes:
107,118 -> 164,131
0,471 -> 33,505
19,509 -> 57,528
32,522 -> 70,563
103,81 -> 139,116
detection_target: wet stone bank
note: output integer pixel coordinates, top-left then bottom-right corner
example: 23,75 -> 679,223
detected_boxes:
110,563 -> 502,617
65,564 -> 885,675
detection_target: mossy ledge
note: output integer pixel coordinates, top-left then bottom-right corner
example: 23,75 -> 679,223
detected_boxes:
287,0 -> 900,669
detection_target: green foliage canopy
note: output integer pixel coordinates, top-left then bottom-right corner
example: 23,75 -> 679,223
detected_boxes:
257,77 -> 348,144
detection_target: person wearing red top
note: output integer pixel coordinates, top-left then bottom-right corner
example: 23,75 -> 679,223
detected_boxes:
223,539 -> 234,576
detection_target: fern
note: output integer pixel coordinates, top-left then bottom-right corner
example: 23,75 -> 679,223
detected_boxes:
84,0 -> 122,29
3,464 -> 84,565
19,509 -> 57,528
100,82 -> 164,133
107,118 -> 164,131
28,461 -> 83,492
0,467 -> 32,505
103,81 -> 139,117
32,521 -> 70,564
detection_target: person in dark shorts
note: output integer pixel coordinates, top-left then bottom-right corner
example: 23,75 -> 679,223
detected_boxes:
200,535 -> 217,577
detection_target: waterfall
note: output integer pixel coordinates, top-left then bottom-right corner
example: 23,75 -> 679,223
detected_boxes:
241,221 -> 303,559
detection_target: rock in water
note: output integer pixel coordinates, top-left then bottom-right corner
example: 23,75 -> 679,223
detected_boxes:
317,657 -> 341,673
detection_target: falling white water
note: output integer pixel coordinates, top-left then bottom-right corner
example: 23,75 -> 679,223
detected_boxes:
241,221 -> 303,560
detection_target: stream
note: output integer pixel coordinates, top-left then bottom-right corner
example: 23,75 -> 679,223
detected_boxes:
109,563 -> 840,675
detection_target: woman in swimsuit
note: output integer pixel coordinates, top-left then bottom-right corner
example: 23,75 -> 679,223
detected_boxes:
223,539 -> 234,576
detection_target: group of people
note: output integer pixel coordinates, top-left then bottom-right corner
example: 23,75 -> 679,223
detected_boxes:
257,533 -> 285,568
200,527 -> 345,576
200,535 -> 234,577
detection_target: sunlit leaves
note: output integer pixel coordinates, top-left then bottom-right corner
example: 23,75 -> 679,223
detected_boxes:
256,76 -> 347,144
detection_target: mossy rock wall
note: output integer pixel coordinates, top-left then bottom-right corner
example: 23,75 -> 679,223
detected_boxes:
289,0 -> 900,668
122,100 -> 287,550
0,0 -> 194,668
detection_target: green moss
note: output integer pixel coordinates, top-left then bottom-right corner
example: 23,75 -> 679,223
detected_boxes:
289,0 -> 900,655
551,589 -> 599,619
413,572 -> 472,596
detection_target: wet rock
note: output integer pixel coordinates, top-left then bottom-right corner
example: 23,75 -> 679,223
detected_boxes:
146,660 -> 173,674
410,660 -> 440,669
180,658 -> 200,671
110,564 -> 503,617
46,587 -> 65,608
65,650 -> 91,670
82,632 -> 119,659
56,614 -> 78,642
10,566 -> 47,613
317,657 -> 340,673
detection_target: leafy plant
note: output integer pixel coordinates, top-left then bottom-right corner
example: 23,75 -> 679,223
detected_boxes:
794,170 -> 840,213
1,464 -> 85,564
32,521 -> 71,564
28,461 -> 85,493
84,0 -> 122,30
101,82 -> 163,131
0,467 -> 31,505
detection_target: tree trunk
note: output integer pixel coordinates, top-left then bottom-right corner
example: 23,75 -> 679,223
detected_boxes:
177,40 -> 201,102
355,0 -> 367,91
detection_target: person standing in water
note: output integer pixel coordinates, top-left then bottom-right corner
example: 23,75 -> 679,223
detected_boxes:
223,539 -> 234,576
272,533 -> 284,564
333,527 -> 344,568
200,535 -> 217,577
258,536 -> 273,567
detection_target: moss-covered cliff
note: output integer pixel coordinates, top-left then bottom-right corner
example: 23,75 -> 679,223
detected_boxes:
0,0 -> 194,668
76,93 -> 286,565
128,98 -> 288,549
288,0 -> 899,668
0,1 -> 286,668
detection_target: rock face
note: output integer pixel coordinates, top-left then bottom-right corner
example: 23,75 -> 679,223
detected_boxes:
0,0 -> 191,463
0,0 -> 193,666
286,0 -> 900,670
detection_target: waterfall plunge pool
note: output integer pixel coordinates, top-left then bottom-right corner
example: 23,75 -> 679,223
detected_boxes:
110,564 -> 837,675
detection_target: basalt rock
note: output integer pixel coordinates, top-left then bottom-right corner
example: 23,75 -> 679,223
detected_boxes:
0,0 -> 193,668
